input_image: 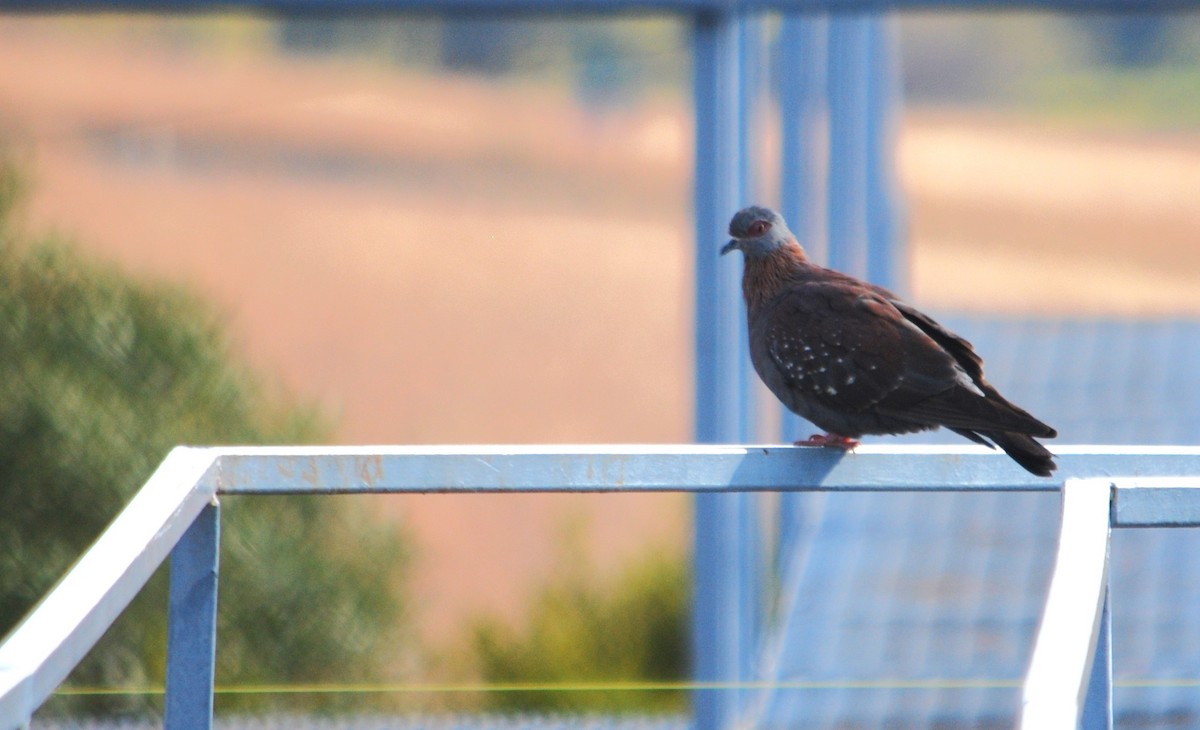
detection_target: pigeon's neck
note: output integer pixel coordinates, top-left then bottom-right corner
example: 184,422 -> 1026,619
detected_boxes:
742,241 -> 811,311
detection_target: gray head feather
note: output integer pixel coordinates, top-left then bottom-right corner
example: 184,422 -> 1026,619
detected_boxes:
721,206 -> 796,257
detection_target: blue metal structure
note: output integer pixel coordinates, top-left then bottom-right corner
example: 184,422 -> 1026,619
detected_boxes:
165,503 -> 221,730
3,446 -> 1200,730
2,0 -> 1198,9
753,317 -> 1200,728
2,1 -> 1200,729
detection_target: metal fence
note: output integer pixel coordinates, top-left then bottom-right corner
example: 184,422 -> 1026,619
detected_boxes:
3,445 -> 1200,730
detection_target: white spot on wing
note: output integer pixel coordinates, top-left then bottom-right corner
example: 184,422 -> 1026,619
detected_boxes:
955,366 -> 986,396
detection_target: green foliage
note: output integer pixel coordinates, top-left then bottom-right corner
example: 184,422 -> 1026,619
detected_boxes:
472,547 -> 689,714
0,157 -> 411,715
214,494 -> 411,703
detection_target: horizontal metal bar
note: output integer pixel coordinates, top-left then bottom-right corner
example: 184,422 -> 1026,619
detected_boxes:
0,448 -> 218,729
2,0 -> 1200,13
1112,477 -> 1200,527
209,445 -> 1200,495
1020,477 -> 1112,729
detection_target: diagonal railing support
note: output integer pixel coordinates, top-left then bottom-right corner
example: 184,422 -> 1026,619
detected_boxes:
1020,478 -> 1113,729
0,449 -> 217,729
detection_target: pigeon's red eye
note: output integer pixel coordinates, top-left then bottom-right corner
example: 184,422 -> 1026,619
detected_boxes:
748,220 -> 770,236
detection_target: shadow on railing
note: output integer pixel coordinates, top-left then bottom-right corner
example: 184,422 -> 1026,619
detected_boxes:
2,445 -> 1199,730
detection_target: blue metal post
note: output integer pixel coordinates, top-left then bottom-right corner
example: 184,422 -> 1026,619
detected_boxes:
1081,587 -> 1114,729
826,14 -> 871,279
778,15 -> 828,268
735,13 -> 766,708
165,501 -> 220,730
865,15 -> 904,292
738,15 -> 765,208
693,9 -> 746,730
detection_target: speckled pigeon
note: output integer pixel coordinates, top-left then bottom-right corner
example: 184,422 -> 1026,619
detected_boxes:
721,205 -> 1057,476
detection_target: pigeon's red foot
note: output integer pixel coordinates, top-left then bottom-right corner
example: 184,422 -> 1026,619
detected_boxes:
794,433 -> 860,449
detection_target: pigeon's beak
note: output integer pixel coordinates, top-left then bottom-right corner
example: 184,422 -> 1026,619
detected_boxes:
720,239 -> 739,256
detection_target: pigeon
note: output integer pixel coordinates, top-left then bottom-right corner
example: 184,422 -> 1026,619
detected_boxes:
721,205 -> 1058,476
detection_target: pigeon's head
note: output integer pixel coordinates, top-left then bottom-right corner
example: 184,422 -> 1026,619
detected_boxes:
721,206 -> 795,258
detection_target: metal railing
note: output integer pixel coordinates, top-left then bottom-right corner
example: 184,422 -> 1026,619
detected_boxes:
1021,476 -> 1200,729
3,444 -> 1200,729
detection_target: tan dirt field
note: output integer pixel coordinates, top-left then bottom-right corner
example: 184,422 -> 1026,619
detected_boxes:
2,17 -> 1199,650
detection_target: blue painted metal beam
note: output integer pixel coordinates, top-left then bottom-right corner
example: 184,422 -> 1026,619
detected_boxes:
1111,477 -> 1200,527
165,502 -> 221,730
825,13 -> 870,278
777,15 -> 827,270
864,14 -> 903,292
205,445 -> 1200,494
692,12 -> 747,447
735,14 -> 769,718
693,8 -> 747,728
3,0 -> 1200,13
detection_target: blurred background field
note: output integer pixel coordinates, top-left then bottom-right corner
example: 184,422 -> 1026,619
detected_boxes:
1,8 -> 1199,717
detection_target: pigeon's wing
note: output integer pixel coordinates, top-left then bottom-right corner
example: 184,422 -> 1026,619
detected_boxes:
889,298 -> 1056,438
759,282 -> 949,415
888,299 -> 983,381
761,283 -> 1052,435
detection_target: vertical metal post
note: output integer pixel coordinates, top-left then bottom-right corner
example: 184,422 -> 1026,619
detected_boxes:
693,11 -> 748,441
1081,588 -> 1114,730
778,15 -> 828,268
165,501 -> 220,730
736,14 -> 766,708
693,9 -> 745,730
738,15 -> 765,209
826,14 -> 871,279
864,15 -> 904,292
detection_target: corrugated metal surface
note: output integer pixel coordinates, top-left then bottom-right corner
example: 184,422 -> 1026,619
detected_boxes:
755,316 -> 1200,729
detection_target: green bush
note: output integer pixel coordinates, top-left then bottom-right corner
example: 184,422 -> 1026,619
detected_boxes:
0,159 -> 411,715
472,546 -> 689,714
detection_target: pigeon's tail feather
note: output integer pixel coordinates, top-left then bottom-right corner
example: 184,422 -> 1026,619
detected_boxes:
949,427 -> 991,448
986,431 -> 1057,477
